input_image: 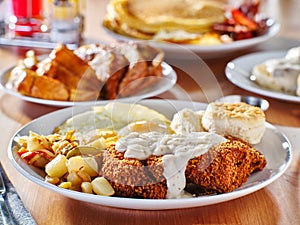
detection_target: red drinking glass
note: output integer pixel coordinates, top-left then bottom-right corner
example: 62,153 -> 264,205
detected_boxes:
10,0 -> 45,37
12,0 -> 44,19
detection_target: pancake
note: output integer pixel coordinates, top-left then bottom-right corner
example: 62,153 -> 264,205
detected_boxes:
104,0 -> 226,39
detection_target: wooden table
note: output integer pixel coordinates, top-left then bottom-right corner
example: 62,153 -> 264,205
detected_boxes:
0,1 -> 300,224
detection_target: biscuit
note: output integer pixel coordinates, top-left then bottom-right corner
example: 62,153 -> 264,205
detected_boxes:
170,108 -> 205,134
202,102 -> 265,144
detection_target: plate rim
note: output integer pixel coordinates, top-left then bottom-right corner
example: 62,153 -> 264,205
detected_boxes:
8,99 -> 292,210
225,50 -> 300,103
104,21 -> 280,54
0,62 -> 177,107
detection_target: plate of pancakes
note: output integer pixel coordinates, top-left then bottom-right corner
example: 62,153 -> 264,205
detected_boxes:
103,0 -> 280,58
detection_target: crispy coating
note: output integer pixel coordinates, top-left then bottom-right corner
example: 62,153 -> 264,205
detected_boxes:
101,146 -> 167,199
185,136 -> 266,194
101,136 -> 266,199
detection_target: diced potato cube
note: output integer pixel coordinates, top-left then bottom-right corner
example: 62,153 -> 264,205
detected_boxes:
82,157 -> 98,177
67,156 -> 85,172
87,138 -> 106,149
81,182 -> 93,194
67,171 -> 83,187
45,175 -> 60,185
45,154 -> 68,178
77,170 -> 91,182
67,156 -> 98,177
66,170 -> 92,189
91,177 -> 115,196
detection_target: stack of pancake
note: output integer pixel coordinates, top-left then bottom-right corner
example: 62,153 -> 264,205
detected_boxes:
104,0 -> 226,42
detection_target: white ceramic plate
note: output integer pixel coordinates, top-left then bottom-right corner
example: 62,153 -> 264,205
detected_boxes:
225,50 -> 300,103
105,21 -> 280,59
8,99 -> 292,210
0,62 -> 177,107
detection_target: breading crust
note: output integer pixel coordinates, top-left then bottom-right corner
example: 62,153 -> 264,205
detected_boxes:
101,137 -> 266,199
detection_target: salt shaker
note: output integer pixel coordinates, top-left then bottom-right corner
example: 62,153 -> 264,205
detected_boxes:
50,0 -> 81,44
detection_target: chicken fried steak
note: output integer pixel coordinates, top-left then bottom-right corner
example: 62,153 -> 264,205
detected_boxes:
101,137 -> 266,199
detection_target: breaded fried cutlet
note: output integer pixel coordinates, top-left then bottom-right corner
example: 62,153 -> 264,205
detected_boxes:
101,145 -> 167,199
101,137 -> 266,199
185,136 -> 266,194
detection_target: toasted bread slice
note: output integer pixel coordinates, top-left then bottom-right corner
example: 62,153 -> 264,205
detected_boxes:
17,69 -> 69,100
48,44 -> 102,92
